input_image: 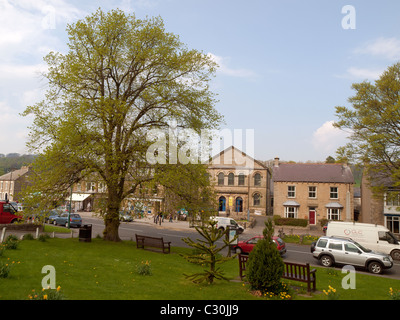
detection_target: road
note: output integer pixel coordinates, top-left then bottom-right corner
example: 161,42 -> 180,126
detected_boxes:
79,215 -> 400,280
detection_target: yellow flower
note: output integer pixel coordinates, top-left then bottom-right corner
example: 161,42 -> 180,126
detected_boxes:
43,294 -> 48,300
57,286 -> 61,292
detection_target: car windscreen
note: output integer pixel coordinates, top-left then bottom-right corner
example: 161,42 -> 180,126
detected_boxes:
353,241 -> 371,253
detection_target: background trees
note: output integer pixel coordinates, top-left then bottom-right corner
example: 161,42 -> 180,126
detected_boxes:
334,62 -> 400,193
22,9 -> 222,241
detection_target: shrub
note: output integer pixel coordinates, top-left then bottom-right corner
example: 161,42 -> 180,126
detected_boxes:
28,286 -> 64,300
136,260 -> 152,276
22,233 -> 35,240
4,235 -> 19,250
0,261 -> 11,278
247,220 -> 284,294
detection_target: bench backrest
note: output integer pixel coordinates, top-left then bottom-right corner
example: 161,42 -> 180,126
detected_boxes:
238,256 -> 311,279
136,234 -> 164,246
283,261 -> 310,279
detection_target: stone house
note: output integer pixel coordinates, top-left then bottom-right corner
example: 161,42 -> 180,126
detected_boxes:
207,146 -> 272,217
272,158 -> 354,225
0,166 -> 32,202
360,168 -> 400,236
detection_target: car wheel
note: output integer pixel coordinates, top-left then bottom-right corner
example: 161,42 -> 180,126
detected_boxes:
65,222 -> 69,228
368,261 -> 383,274
53,220 -> 57,225
320,255 -> 334,267
391,250 -> 400,261
235,247 -> 242,254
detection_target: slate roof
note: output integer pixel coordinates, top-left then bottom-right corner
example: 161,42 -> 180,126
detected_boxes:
273,163 -> 354,184
0,166 -> 30,181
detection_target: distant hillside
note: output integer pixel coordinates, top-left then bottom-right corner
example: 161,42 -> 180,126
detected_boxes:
0,154 -> 36,176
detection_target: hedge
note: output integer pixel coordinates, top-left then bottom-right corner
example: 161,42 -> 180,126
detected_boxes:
272,216 -> 308,227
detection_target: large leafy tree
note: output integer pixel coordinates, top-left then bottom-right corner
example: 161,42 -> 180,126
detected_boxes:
22,9 -> 222,241
334,62 -> 400,193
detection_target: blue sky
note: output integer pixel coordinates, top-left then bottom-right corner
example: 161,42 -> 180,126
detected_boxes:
1,0 -> 400,162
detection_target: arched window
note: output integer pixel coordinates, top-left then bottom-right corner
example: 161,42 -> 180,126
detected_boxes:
238,173 -> 245,186
228,173 -> 234,185
254,173 -> 261,186
218,172 -> 224,185
253,193 -> 261,206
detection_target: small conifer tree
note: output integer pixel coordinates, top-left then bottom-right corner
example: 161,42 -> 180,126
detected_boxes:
181,220 -> 237,284
247,219 -> 284,294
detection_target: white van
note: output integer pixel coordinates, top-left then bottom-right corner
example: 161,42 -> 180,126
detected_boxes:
326,221 -> 400,260
210,216 -> 244,234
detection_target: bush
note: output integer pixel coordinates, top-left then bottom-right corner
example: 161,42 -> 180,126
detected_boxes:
0,261 -> 11,278
28,286 -> 64,300
4,235 -> 19,250
273,217 -> 308,227
136,260 -> 152,276
247,220 -> 284,294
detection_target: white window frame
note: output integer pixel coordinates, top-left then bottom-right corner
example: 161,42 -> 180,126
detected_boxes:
327,208 -> 341,220
308,186 -> 317,199
330,187 -> 339,199
287,185 -> 296,198
285,206 -> 298,218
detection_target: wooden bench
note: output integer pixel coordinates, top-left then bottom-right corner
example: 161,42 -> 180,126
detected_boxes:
282,261 -> 316,293
135,234 -> 171,254
238,255 -> 316,293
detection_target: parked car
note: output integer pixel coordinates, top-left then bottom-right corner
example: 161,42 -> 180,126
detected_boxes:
45,210 -> 60,224
119,211 -> 133,222
233,235 -> 286,255
326,221 -> 400,260
311,236 -> 393,274
53,213 -> 82,228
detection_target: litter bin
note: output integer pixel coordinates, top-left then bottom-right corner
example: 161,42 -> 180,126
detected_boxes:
79,224 -> 92,242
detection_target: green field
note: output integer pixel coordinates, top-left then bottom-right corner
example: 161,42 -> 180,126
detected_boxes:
0,237 -> 399,300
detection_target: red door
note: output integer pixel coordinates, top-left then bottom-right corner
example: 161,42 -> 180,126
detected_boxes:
309,210 -> 316,225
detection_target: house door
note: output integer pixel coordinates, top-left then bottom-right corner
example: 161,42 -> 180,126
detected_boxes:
235,197 -> 243,213
219,196 -> 226,212
309,209 -> 316,225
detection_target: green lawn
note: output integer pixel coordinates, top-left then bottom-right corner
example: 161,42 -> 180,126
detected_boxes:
1,237 -> 399,300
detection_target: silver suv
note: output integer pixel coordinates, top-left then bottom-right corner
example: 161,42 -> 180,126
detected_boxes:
311,236 -> 393,274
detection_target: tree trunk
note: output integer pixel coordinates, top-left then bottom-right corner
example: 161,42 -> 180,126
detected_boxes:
103,192 -> 121,241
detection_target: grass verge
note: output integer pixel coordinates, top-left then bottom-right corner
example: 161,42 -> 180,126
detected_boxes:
0,237 -> 399,300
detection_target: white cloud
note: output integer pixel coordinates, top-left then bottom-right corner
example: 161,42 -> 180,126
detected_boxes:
0,101 -> 31,154
338,67 -> 383,81
312,121 -> 350,154
207,53 -> 257,79
354,37 -> 400,61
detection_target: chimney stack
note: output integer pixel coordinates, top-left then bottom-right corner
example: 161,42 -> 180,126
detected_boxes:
274,157 -> 280,167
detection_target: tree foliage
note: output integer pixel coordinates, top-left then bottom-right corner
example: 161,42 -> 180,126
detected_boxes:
21,9 -> 222,240
181,220 -> 237,284
246,219 -> 284,294
334,62 -> 400,192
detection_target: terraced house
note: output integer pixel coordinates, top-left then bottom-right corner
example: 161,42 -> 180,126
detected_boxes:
272,158 -> 354,226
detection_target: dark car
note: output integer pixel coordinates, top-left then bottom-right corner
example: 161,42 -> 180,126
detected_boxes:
233,235 -> 286,255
